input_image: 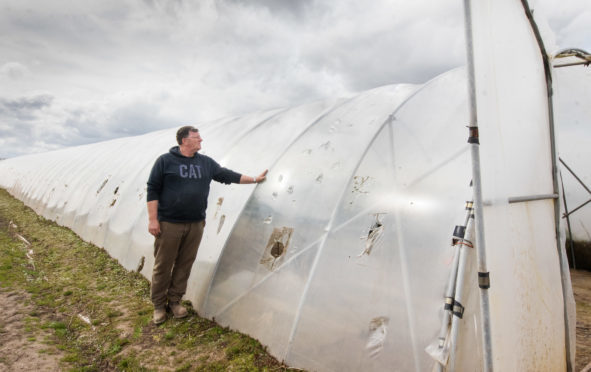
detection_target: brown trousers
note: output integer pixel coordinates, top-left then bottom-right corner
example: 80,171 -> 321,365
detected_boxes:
151,220 -> 205,308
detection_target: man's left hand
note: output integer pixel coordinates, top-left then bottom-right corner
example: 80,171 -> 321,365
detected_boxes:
255,169 -> 268,183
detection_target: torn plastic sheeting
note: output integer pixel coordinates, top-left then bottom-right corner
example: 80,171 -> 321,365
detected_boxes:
260,227 -> 293,271
358,213 -> 385,257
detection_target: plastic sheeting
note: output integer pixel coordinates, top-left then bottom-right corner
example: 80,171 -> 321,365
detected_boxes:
203,71 -> 471,371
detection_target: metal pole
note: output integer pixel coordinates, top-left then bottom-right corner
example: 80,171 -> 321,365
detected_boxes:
560,171 -> 577,269
469,145 -> 494,372
554,61 -> 591,68
520,1 -> 575,369
508,193 -> 558,203
429,202 -> 473,371
559,157 -> 591,195
462,0 -> 493,370
563,199 -> 591,219
434,245 -> 460,372
448,209 -> 475,371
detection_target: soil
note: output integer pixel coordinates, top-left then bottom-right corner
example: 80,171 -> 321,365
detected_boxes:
0,288 -> 64,371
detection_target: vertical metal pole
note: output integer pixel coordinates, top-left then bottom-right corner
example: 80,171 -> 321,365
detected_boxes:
560,171 -> 576,269
462,0 -> 493,370
434,244 -> 460,372
469,146 -> 494,372
448,210 -> 475,372
520,2 -> 575,370
431,203 -> 473,371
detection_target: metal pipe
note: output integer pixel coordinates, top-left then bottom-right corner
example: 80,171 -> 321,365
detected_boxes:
470,143 -> 494,372
431,204 -> 473,371
448,213 -> 475,371
560,172 -> 577,269
521,1 -> 574,369
508,193 -> 558,203
563,198 -> 591,218
462,0 -> 493,370
434,246 -> 460,372
554,61 -> 591,68
559,157 -> 591,195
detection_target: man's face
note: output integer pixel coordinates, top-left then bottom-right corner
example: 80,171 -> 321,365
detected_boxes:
184,131 -> 202,152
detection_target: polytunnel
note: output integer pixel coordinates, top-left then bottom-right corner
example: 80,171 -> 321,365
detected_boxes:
0,0 -> 584,371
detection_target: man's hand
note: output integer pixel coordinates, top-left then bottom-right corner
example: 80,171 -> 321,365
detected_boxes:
255,169 -> 268,183
149,219 -> 161,237
240,169 -> 269,184
147,200 -> 160,237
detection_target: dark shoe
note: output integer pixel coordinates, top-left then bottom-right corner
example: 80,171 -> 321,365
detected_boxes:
153,307 -> 166,324
169,302 -> 188,319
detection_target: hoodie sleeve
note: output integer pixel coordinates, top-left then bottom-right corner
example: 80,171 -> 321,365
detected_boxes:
146,155 -> 164,201
210,158 -> 242,184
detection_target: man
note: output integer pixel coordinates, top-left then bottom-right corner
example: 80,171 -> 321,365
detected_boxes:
147,125 -> 267,324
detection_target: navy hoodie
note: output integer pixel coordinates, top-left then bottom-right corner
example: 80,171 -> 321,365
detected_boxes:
147,146 -> 242,222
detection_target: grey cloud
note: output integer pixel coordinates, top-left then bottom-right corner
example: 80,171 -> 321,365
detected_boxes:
0,119 -> 35,139
0,62 -> 30,79
0,94 -> 54,120
298,13 -> 465,90
222,0 -> 314,20
204,0 -> 466,92
0,92 -> 180,158
0,0 -> 587,160
59,99 -> 179,145
1,5 -> 127,72
141,0 -> 313,22
107,101 -> 177,136
7,13 -> 93,46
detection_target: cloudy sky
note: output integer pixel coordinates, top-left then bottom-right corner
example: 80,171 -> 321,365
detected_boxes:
0,0 -> 589,158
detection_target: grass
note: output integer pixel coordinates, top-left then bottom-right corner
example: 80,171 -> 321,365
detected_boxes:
0,188 -> 300,371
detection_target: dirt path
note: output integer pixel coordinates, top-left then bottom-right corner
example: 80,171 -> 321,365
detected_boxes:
0,288 -> 65,371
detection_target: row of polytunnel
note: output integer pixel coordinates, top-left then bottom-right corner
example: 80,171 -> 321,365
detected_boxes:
1,0 -> 589,370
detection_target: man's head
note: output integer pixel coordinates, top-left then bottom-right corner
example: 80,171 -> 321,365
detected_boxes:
176,126 -> 199,145
176,125 -> 202,156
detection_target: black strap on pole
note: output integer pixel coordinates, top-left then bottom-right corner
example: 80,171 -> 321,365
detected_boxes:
452,225 -> 467,245
453,300 -> 465,319
445,296 -> 454,311
468,126 -> 479,144
478,272 -> 490,289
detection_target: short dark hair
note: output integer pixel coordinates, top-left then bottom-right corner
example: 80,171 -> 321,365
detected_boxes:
176,126 -> 199,145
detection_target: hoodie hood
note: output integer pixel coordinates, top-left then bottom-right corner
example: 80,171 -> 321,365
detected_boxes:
169,146 -> 197,158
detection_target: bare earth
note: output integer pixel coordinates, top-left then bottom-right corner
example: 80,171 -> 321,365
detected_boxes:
0,288 -> 64,371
